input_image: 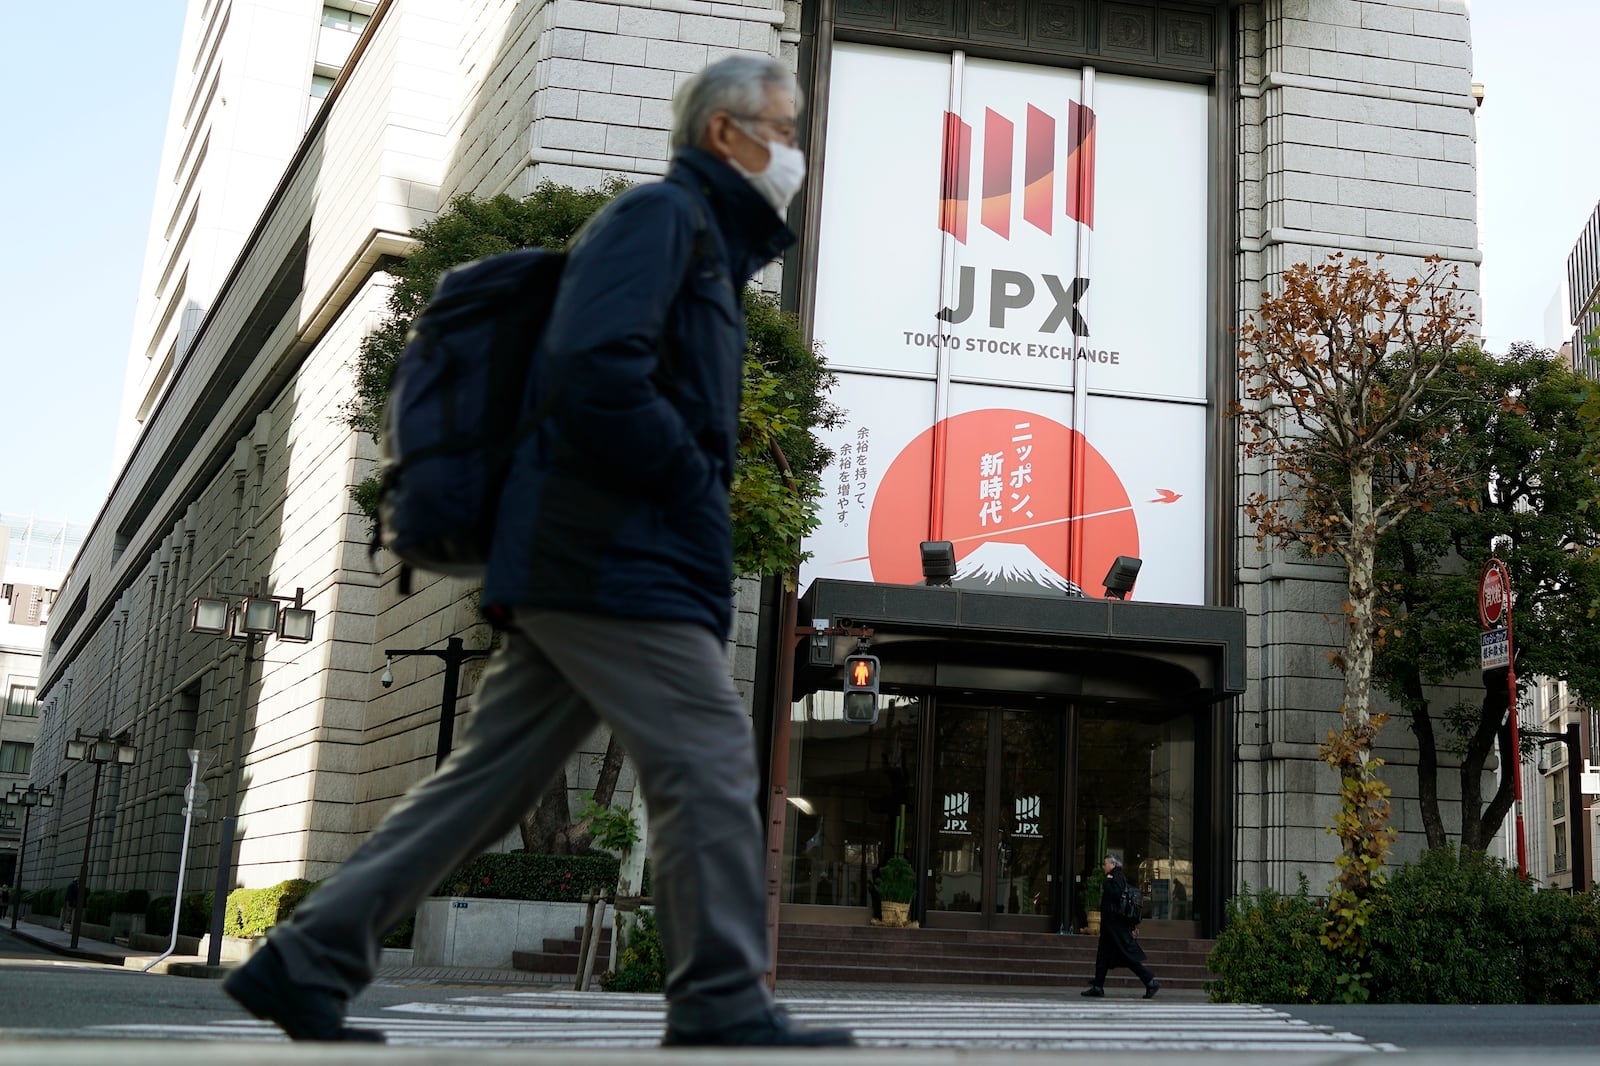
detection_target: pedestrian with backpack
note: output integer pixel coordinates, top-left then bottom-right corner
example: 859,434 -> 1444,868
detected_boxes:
223,54 -> 853,1047
1081,852 -> 1160,999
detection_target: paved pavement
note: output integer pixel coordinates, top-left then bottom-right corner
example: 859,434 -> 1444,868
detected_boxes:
4,917 -> 571,984
7,919 -> 1600,1065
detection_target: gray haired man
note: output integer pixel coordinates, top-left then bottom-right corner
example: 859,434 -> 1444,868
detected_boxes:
223,54 -> 854,1048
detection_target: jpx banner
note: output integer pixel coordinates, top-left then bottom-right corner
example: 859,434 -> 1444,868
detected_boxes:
805,44 -> 1211,605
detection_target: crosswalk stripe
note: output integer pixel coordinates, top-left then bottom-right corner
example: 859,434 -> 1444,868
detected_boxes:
66,990 -> 1397,1051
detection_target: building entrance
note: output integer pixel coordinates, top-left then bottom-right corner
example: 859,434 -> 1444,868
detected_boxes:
924,704 -> 1060,932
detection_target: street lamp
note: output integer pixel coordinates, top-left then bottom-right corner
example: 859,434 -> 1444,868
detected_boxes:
63,730 -> 136,948
4,785 -> 54,931
383,637 -> 491,768
186,577 -> 317,966
1528,723 -> 1587,893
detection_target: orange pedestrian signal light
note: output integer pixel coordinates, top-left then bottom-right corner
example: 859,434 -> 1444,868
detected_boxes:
842,654 -> 880,725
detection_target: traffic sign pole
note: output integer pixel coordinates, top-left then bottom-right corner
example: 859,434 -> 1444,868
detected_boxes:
1480,559 -> 1525,877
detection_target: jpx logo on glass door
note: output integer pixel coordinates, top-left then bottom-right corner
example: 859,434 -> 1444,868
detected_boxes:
1013,795 -> 1043,838
942,792 -> 971,834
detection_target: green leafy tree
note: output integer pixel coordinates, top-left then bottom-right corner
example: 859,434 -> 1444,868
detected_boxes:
1374,343 -> 1600,850
341,179 -> 839,579
341,181 -> 840,853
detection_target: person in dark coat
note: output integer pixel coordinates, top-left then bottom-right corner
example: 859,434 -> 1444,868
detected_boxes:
1081,852 -> 1160,998
222,55 -> 851,1048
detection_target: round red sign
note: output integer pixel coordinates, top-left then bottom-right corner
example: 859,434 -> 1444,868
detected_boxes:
1479,560 -> 1509,629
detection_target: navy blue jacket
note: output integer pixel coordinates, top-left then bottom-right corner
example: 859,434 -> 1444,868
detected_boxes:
483,149 -> 795,640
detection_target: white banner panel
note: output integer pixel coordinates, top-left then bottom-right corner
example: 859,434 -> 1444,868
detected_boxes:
811,46 -> 951,377
1088,74 -> 1210,401
1085,396 -> 1207,604
805,45 -> 1212,605
942,58 -> 1087,390
802,375 -> 938,587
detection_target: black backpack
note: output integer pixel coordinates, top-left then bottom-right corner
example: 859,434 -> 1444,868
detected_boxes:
376,247 -> 566,588
374,192 -> 714,591
1118,882 -> 1143,922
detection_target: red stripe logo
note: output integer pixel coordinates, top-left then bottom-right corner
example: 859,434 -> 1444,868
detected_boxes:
938,100 -> 1096,242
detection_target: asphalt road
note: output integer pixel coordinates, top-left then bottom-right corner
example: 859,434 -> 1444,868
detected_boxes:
2,928 -> 1599,1054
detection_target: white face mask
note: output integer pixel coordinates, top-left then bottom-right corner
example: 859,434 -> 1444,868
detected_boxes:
730,125 -> 807,216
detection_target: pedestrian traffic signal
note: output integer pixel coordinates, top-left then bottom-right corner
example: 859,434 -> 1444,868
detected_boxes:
842,654 -> 880,724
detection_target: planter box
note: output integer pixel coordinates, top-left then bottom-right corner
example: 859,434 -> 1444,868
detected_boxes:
108,912 -> 146,939
127,931 -> 205,955
413,897 -> 588,968
379,947 -> 415,969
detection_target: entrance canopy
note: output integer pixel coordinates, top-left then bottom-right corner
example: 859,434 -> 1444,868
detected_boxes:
794,579 -> 1246,708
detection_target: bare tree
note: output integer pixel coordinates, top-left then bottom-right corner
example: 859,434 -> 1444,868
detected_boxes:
1236,253 -> 1476,916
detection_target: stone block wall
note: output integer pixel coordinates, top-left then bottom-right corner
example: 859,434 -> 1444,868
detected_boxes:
1234,0 -> 1489,895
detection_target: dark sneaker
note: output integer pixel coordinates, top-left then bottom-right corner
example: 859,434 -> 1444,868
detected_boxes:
222,942 -> 384,1042
1080,985 -> 1105,998
1143,980 -> 1161,999
662,1010 -> 856,1047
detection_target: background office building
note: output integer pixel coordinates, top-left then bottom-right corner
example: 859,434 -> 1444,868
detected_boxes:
34,0 -> 1487,945
1,516 -> 85,885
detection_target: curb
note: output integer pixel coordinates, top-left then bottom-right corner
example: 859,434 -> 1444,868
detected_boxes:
166,961 -> 232,980
8,927 -> 127,966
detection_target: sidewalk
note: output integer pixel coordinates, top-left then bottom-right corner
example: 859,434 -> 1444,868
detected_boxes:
3,919 -> 571,984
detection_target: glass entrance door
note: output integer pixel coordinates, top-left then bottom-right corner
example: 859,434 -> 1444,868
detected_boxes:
1070,713 -> 1197,932
926,704 -> 1059,931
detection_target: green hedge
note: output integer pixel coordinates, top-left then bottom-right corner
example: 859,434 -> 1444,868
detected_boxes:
1366,847 -> 1529,1004
436,852 -> 647,902
83,889 -> 154,925
1210,848 -> 1600,1005
29,887 -> 62,918
146,892 -> 213,938
1207,877 -> 1340,1004
225,879 -> 318,939
383,912 -> 415,949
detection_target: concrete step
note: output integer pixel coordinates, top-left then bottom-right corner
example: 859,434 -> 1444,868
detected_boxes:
776,922 -> 1217,988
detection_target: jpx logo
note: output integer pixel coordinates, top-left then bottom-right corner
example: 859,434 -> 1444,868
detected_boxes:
1014,795 -> 1042,838
937,101 -> 1097,243
936,101 -> 1098,336
942,792 -> 971,834
937,268 -> 1090,335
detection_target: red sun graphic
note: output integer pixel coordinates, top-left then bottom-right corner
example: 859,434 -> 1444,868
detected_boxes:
867,409 -> 1139,593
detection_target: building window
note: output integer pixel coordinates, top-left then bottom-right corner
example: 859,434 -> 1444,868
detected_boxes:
321,5 -> 370,32
0,741 -> 33,775
6,684 -> 37,717
310,73 -> 336,99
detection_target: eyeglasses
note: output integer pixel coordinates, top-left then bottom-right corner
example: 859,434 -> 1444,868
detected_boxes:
729,112 -> 800,147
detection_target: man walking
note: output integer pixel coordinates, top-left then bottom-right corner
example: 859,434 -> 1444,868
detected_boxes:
223,54 -> 853,1048
1081,853 -> 1160,999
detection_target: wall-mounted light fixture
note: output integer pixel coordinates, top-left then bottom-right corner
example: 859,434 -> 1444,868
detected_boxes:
920,541 -> 956,587
1102,556 -> 1142,600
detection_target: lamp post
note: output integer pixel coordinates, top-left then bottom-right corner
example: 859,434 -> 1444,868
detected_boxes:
187,578 -> 316,966
63,730 -> 137,948
382,638 -> 491,768
1528,724 -> 1587,893
5,785 -> 54,931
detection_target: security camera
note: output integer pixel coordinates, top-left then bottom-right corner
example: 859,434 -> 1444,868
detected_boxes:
381,656 -> 394,688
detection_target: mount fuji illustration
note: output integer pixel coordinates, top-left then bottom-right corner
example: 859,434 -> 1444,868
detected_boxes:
952,541 -> 1086,596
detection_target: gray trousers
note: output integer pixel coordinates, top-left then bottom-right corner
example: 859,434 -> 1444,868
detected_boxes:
267,609 -> 776,1033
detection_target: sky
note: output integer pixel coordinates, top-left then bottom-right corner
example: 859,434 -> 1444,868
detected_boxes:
0,1 -> 1595,527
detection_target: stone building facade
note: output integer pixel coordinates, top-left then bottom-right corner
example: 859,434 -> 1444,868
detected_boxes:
31,0 -> 1490,935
